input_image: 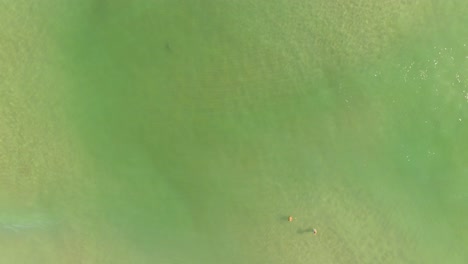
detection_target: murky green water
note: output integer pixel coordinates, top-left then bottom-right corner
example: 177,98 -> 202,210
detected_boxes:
1,1 -> 467,263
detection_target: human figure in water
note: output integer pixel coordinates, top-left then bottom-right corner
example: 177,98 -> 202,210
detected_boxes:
287,216 -> 317,235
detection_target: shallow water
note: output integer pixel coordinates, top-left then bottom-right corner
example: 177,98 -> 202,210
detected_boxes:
1,1 -> 467,263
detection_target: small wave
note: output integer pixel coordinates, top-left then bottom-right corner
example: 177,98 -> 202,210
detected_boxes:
0,213 -> 58,234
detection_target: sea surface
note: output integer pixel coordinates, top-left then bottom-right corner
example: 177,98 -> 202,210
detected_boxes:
1,1 -> 467,263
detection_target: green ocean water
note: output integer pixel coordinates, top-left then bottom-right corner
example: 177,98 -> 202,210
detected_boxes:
1,1 -> 467,263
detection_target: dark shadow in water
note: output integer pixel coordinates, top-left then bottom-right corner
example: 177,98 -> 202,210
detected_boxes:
278,215 -> 292,222
165,42 -> 172,53
297,228 -> 316,234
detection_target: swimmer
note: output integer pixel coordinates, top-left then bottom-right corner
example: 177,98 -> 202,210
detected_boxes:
313,228 -> 317,235
288,216 -> 293,222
